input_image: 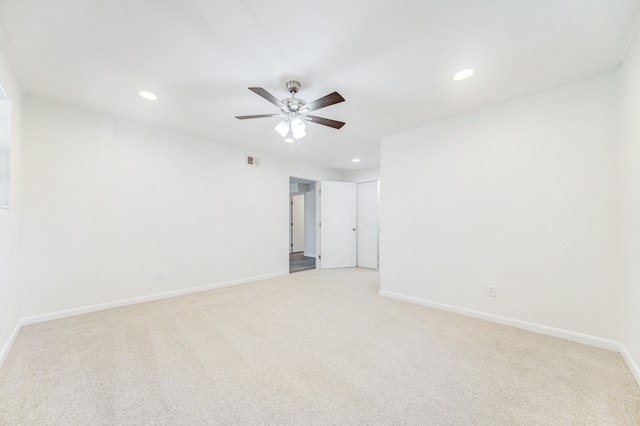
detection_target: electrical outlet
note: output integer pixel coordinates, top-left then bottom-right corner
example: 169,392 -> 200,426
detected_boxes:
488,285 -> 496,297
156,271 -> 163,281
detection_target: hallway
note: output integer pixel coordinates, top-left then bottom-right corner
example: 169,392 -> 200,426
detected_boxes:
289,252 -> 315,273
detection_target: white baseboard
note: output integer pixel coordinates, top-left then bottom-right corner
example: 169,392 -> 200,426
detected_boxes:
382,288 -> 640,388
378,290 -> 621,352
621,345 -> 640,386
303,252 -> 316,258
4,279 -> 637,390
21,271 -> 288,326
0,321 -> 21,370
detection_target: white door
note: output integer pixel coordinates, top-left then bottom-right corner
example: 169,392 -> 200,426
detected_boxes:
291,195 -> 305,253
319,181 -> 357,269
357,181 -> 379,269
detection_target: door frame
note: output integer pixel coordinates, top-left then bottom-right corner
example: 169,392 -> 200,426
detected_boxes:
289,176 -> 319,269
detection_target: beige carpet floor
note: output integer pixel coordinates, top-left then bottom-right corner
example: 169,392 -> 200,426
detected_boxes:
0,268 -> 639,425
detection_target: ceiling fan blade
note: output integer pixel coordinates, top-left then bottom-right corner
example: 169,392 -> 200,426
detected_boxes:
304,115 -> 346,129
302,92 -> 345,112
235,114 -> 282,120
248,87 -> 286,110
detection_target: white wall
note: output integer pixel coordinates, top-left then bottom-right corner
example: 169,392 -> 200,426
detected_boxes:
343,167 -> 380,183
380,73 -> 620,341
0,37 -> 23,365
620,26 -> 640,381
19,97 -> 340,318
304,189 -> 316,257
291,194 -> 305,252
0,93 -> 10,207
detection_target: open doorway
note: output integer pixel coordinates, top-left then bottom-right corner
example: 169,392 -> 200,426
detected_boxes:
289,177 -> 317,273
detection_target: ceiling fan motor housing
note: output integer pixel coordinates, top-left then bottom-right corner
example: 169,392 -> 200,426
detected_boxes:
283,97 -> 306,112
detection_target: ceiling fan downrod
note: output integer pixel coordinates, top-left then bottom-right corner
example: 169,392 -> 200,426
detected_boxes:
282,81 -> 306,115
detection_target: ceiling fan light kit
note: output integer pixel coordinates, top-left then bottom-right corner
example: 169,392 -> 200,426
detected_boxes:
236,80 -> 345,144
275,120 -> 290,137
290,117 -> 306,139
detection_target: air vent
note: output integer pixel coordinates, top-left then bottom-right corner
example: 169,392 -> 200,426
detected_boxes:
247,156 -> 260,167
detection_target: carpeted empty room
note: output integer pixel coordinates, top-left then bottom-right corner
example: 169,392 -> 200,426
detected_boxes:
1,268 -> 638,425
4,2 -> 640,424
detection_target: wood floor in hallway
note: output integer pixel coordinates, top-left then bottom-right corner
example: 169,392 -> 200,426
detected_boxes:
289,252 -> 315,273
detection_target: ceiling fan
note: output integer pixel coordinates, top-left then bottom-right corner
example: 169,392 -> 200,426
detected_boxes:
235,80 -> 345,143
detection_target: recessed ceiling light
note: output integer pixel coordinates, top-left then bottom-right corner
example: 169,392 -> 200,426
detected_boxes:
453,69 -> 474,81
352,158 -> 361,163
138,90 -> 158,101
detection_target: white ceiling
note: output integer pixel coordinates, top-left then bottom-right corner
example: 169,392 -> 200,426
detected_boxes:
0,0 -> 638,171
